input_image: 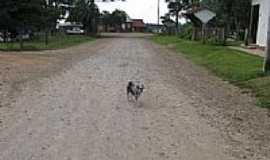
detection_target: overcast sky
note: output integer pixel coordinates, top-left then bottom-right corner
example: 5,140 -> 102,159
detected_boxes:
96,0 -> 169,24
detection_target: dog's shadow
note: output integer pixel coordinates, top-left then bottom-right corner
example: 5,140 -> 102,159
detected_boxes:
128,99 -> 144,108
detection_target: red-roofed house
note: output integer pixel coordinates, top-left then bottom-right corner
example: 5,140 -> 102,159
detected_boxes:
132,19 -> 145,32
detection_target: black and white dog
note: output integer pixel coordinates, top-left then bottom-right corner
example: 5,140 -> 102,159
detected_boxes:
127,81 -> 144,101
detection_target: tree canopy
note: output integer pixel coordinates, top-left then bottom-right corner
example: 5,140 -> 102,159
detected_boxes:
202,0 -> 251,29
0,0 -> 45,33
165,0 -> 199,32
101,9 -> 128,32
68,0 -> 100,35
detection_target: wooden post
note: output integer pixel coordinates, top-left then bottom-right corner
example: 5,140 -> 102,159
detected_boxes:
192,27 -> 196,41
202,23 -> 206,44
263,10 -> 270,72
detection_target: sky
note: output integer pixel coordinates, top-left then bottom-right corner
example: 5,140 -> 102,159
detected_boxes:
96,0 -> 169,24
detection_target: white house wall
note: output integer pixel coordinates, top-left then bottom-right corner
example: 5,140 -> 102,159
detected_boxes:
252,0 -> 270,47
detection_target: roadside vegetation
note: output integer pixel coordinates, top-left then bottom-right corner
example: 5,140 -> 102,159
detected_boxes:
0,34 -> 95,51
0,0 -> 127,51
152,35 -> 270,108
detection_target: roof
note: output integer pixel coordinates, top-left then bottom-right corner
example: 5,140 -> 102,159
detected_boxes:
132,19 -> 145,28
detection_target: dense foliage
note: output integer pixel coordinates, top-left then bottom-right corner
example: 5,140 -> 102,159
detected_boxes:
202,0 -> 252,38
164,0 -> 252,42
68,0 -> 100,35
101,9 -> 128,32
0,0 -> 125,48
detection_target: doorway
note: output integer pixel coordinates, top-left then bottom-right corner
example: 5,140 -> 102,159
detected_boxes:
251,4 -> 260,43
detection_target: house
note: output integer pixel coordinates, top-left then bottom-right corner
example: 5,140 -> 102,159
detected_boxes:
132,19 -> 145,32
98,17 -> 132,33
98,18 -> 145,33
250,0 -> 270,47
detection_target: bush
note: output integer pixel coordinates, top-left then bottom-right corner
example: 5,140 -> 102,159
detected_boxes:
178,23 -> 193,40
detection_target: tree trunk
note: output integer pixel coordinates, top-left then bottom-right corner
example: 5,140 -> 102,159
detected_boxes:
45,30 -> 49,46
175,11 -> 179,35
191,26 -> 197,41
235,20 -> 241,40
223,23 -> 230,46
263,10 -> 270,72
19,33 -> 23,50
87,18 -> 97,36
247,5 -> 254,45
221,27 -> 225,43
202,23 -> 206,44
244,28 -> 249,46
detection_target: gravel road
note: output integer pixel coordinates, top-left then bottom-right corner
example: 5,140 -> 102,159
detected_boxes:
0,33 -> 269,160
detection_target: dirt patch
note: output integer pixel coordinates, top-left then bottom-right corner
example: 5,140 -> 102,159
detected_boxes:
0,39 -> 105,109
0,54 -> 50,65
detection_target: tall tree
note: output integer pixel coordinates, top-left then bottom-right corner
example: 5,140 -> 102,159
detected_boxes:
0,0 -> 16,42
100,9 -> 128,32
101,11 -> 113,32
165,0 -> 192,33
161,13 -> 175,34
0,0 -> 45,48
111,9 -> 127,32
68,0 -> 100,35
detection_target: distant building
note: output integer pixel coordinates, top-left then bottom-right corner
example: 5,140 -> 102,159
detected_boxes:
132,19 -> 145,32
98,17 -> 132,33
145,23 -> 164,33
250,0 -> 270,47
98,18 -> 146,33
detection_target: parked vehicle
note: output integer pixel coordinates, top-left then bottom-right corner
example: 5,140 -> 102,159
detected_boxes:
0,32 -> 11,42
65,27 -> 85,35
58,22 -> 85,35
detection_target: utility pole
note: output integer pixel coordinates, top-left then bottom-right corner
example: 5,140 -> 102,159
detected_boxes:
263,10 -> 270,72
158,0 -> 160,25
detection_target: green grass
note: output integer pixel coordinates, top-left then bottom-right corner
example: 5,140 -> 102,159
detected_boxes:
0,34 -> 95,51
152,35 -> 270,108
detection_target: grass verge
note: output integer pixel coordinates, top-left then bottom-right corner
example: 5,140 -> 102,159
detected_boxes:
0,34 -> 95,51
151,35 -> 270,108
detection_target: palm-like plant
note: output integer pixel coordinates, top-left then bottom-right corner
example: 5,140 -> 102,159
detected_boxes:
165,0 -> 190,33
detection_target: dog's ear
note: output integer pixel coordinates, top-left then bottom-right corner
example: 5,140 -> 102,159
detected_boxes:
128,81 -> 133,86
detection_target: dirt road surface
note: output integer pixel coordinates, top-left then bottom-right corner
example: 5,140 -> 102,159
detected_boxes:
0,33 -> 269,160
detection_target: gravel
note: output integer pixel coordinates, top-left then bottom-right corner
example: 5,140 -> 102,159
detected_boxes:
0,33 -> 269,160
